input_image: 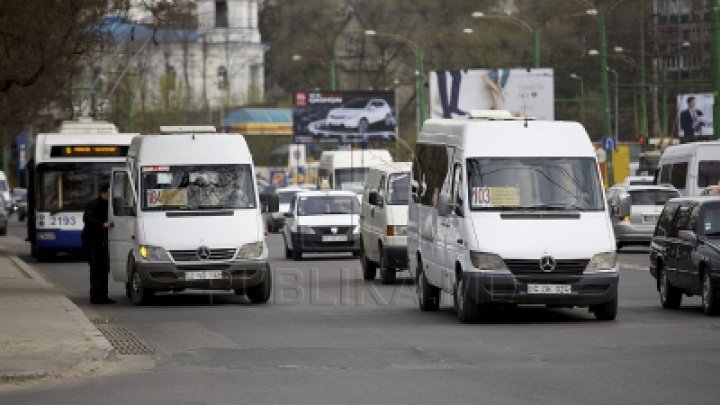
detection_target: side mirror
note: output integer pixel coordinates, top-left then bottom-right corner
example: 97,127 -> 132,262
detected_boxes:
368,191 -> 379,206
678,230 -> 697,243
438,192 -> 453,216
259,192 -> 279,213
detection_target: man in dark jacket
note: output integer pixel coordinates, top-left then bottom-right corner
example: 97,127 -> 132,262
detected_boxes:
82,183 -> 115,304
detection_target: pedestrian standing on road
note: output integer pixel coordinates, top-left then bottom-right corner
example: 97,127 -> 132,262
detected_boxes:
82,183 -> 115,304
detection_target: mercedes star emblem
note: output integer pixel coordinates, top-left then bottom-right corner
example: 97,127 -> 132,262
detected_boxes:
197,245 -> 211,261
331,227 -> 338,234
539,255 -> 556,272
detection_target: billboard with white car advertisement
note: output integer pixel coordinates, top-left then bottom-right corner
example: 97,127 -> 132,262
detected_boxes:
428,68 -> 554,120
292,90 -> 397,143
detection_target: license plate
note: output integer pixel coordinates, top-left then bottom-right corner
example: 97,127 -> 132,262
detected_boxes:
643,215 -> 658,223
322,235 -> 348,242
527,284 -> 572,294
184,271 -> 223,280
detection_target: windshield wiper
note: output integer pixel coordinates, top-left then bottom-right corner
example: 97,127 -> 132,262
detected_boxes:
521,203 -> 588,211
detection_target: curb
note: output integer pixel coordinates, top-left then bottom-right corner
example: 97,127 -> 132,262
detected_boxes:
2,252 -> 115,382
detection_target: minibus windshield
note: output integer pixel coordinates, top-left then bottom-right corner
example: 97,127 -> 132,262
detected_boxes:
466,157 -> 604,211
297,195 -> 359,216
334,168 -> 369,193
141,164 -> 255,210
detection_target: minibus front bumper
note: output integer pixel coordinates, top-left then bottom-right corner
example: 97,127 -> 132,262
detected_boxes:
462,271 -> 619,307
134,259 -> 270,290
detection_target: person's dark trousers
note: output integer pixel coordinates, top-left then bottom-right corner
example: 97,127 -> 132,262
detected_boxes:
88,245 -> 110,302
449,69 -> 466,116
436,70 -> 451,118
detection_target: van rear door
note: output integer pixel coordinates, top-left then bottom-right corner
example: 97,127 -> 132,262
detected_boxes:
108,168 -> 136,283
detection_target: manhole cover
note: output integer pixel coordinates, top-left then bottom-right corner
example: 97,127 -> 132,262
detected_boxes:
92,320 -> 154,355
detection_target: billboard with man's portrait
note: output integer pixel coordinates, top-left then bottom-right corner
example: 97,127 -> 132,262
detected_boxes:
677,92 -> 714,138
428,68 -> 554,120
292,90 -> 397,144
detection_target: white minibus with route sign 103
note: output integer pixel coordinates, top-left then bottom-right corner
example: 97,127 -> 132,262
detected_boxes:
408,111 -> 619,322
108,127 -> 273,305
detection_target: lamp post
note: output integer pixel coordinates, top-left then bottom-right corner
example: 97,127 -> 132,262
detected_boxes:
569,73 -> 585,123
712,0 -> 720,139
292,54 -> 338,90
607,66 -> 619,141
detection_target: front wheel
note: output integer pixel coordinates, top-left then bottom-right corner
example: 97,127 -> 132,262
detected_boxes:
361,244 -> 377,280
454,273 -> 479,323
591,298 -> 618,321
246,269 -> 272,304
702,271 -> 720,315
284,238 -> 292,259
417,263 -> 440,311
659,268 -> 682,309
129,265 -> 154,306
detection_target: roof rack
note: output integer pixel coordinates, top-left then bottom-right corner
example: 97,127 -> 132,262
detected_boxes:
159,125 -> 217,134
467,110 -> 533,120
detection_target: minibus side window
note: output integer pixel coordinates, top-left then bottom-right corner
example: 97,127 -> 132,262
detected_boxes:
670,162 -> 688,189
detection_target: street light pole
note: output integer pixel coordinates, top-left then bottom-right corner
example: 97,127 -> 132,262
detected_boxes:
329,57 -> 337,91
416,47 -> 425,128
712,0 -> 720,139
570,73 -> 585,123
598,11 -> 615,186
608,67 -> 619,142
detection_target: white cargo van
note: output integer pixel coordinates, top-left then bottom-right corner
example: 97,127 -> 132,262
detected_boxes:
108,127 -> 272,305
317,149 -> 393,195
656,141 -> 720,196
408,111 -> 619,322
360,162 -> 412,284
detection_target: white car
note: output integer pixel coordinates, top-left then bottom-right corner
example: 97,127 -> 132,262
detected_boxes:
267,185 -> 305,232
282,190 -> 360,260
326,98 -> 394,133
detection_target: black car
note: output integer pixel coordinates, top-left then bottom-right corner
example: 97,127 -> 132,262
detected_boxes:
649,196 -> 720,315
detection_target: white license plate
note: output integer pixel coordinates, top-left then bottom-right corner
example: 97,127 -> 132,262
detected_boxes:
184,271 -> 223,280
527,284 -> 572,294
322,235 -> 348,242
643,215 -> 658,223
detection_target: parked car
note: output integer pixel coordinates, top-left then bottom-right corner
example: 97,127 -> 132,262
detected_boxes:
10,187 -> 28,221
326,98 -> 394,133
267,186 -> 305,232
606,184 -> 680,250
0,195 -> 7,235
282,190 -> 360,260
360,162 -> 412,284
649,196 -> 720,315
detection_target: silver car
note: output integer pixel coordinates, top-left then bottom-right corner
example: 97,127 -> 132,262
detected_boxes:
607,184 -> 680,250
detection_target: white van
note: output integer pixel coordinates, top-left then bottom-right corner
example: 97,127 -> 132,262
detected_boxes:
317,149 -> 393,195
408,111 -> 618,322
656,141 -> 720,196
108,127 -> 272,305
360,162 -> 411,284
0,171 -> 10,210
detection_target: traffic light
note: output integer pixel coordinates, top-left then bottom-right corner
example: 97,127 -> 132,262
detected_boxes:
637,135 -> 646,144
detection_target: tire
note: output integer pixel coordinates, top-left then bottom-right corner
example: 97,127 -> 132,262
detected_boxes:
357,118 -> 369,133
416,262 -> 440,311
658,267 -> 682,309
35,248 -> 53,262
702,271 -> 720,315
380,249 -> 396,285
454,272 -> 479,323
246,268 -> 272,304
125,282 -> 132,298
0,226 -> 6,236
616,241 -> 623,251
361,244 -> 377,280
591,298 -> 618,321
129,263 -> 154,306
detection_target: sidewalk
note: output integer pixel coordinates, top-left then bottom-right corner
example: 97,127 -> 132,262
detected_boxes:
0,246 -> 114,385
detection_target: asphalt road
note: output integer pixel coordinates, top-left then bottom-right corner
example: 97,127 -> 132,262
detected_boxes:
1,218 -> 719,404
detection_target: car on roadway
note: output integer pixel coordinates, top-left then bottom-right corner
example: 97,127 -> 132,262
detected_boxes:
10,187 -> 28,221
267,185 -> 305,232
282,190 -> 360,260
325,98 -> 395,133
606,184 -> 680,250
0,171 -> 10,211
649,196 -> 720,315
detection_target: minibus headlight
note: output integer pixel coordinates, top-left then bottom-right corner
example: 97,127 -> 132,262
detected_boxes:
238,242 -> 264,259
585,252 -> 617,272
469,251 -> 509,271
386,225 -> 407,236
298,225 -> 315,235
139,245 -> 170,262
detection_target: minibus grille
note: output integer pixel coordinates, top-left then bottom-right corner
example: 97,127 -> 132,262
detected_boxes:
169,248 -> 237,262
312,226 -> 354,235
504,259 -> 589,274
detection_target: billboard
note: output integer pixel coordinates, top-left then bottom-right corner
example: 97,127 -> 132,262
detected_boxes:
428,68 -> 554,120
677,92 -> 714,138
292,90 -> 397,143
